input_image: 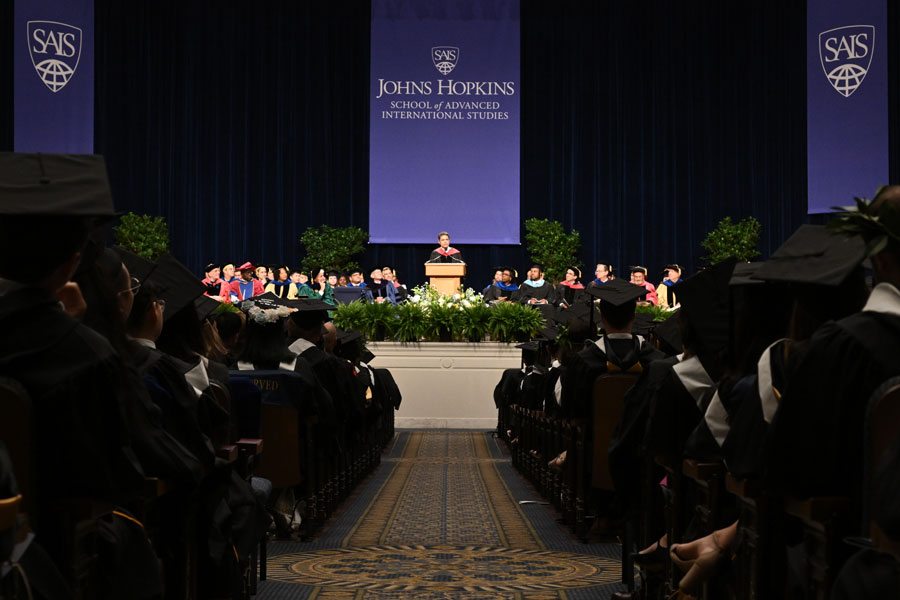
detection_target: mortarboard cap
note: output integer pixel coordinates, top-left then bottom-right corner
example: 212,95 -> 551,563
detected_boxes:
361,349 -> 376,364
204,263 -> 220,274
630,265 -> 648,275
664,264 -> 682,274
194,295 -> 220,320
145,253 -> 207,322
515,340 -> 540,351
567,266 -> 582,279
113,246 -> 157,284
0,153 -> 115,217
291,297 -> 333,312
557,300 -> 594,324
677,259 -> 736,355
585,278 -> 648,305
242,291 -> 296,311
651,314 -> 683,355
236,261 -> 254,271
752,225 -> 866,286
335,329 -> 363,347
527,262 -> 543,272
729,262 -> 764,286
632,312 -> 655,337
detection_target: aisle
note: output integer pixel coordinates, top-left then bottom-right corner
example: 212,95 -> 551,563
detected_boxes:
259,431 -> 626,599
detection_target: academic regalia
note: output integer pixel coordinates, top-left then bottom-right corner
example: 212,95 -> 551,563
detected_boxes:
290,339 -> 366,430
368,280 -> 398,304
556,281 -> 584,305
484,282 -> 518,302
766,283 -> 900,514
493,368 -> 526,410
229,278 -> 264,301
264,280 -> 293,299
296,281 -> 337,306
0,282 -> 146,566
428,247 -> 463,263
657,279 -> 681,308
514,280 -> 558,305
201,277 -> 229,300
635,281 -> 658,305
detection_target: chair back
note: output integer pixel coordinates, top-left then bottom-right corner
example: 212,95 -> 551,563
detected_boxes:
591,373 -> 638,490
864,376 -> 900,531
0,378 -> 31,514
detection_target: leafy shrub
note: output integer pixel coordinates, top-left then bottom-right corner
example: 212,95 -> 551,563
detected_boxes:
362,300 -> 397,340
524,218 -> 581,284
394,302 -> 429,342
460,302 -> 492,342
700,216 -> 761,264
113,212 -> 170,260
488,302 -> 545,343
332,300 -> 367,332
299,225 -> 369,273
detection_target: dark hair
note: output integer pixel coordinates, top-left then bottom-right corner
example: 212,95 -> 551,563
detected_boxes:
75,248 -> 131,357
128,281 -> 162,333
236,319 -> 295,369
215,311 -> 244,341
0,216 -> 93,284
599,300 -> 635,330
289,267 -> 302,276
157,303 -> 205,361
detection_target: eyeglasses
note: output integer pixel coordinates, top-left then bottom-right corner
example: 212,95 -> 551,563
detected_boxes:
118,277 -> 141,295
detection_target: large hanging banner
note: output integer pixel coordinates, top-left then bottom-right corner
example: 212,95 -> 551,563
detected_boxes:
807,0 -> 887,213
14,0 -> 94,153
369,0 -> 520,244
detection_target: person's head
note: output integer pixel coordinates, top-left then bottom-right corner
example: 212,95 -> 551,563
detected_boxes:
493,268 -> 503,283
240,265 -> 255,281
599,299 -> 635,333
156,301 -> 204,362
276,266 -> 288,282
204,263 -> 220,282
338,274 -> 348,286
289,268 -> 303,284
222,264 -> 235,280
502,268 -> 515,284
214,311 -> 244,351
266,267 -> 275,281
349,269 -> 364,284
127,281 -> 166,342
665,264 -> 682,283
311,268 -> 326,289
381,267 -> 395,282
631,266 -> 647,286
0,215 -> 93,291
527,263 -> 543,281
370,268 -> 383,282
565,267 -> 581,283
870,186 -> 900,287
237,316 -> 294,369
74,248 -> 137,355
288,310 -> 328,344
327,271 -> 339,286
323,321 -> 337,353
255,265 -> 268,281
438,232 -> 450,249
595,263 -> 610,282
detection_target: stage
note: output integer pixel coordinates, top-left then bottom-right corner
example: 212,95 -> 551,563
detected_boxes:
368,342 -> 521,429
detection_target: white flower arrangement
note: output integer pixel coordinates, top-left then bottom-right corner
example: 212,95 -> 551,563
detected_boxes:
407,284 -> 485,311
240,299 -> 293,324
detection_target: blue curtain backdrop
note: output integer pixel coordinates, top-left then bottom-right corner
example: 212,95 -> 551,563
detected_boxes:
2,1 -> 898,286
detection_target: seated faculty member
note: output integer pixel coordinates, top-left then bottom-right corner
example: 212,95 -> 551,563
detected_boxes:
229,261 -> 265,301
556,266 -> 585,306
515,262 -> 558,305
629,266 -> 658,305
657,263 -> 683,308
484,266 -> 519,302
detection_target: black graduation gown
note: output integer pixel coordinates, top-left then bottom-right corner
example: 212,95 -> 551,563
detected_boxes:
559,336 -> 663,421
541,364 -> 563,417
484,284 -> 517,302
130,342 -> 217,468
555,283 -> 584,306
514,281 -> 558,305
493,368 -> 526,410
766,308 -> 900,514
0,285 -> 146,551
296,346 -> 366,431
519,367 -> 548,411
608,355 -> 681,501
428,249 -> 463,263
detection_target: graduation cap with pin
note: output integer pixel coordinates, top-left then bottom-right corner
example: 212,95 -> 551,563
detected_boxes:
752,224 -> 867,286
0,152 -> 116,217
585,278 -> 649,305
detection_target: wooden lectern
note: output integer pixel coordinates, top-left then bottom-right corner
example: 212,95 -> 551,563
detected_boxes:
425,262 -> 466,296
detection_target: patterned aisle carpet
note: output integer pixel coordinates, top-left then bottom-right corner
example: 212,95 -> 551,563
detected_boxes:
258,431 -> 629,600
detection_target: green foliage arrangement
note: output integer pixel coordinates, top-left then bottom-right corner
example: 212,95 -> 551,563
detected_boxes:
215,302 -> 241,315
426,303 -> 464,341
700,216 -> 761,264
828,193 -> 900,257
635,303 -> 677,322
393,302 -> 429,342
332,300 -> 367,332
459,302 -> 492,342
299,225 -> 369,273
488,302 -> 545,343
524,218 -> 582,284
362,300 -> 397,340
113,212 -> 170,260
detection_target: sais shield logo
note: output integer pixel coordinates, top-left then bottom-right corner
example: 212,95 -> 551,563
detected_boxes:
432,46 -> 459,75
27,21 -> 82,93
819,25 -> 874,98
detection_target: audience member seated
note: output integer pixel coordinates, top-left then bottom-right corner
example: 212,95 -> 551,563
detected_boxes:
515,262 -> 558,306
484,267 -> 518,302
556,266 -> 584,306
201,262 -> 229,301
382,266 -> 408,302
229,261 -> 265,301
657,263 -> 683,309
265,265 -> 293,299
629,266 -> 658,306
483,267 -> 504,295
586,262 -> 613,293
287,267 -> 309,299
369,268 -> 399,304
222,262 -> 237,283
296,268 -> 337,306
